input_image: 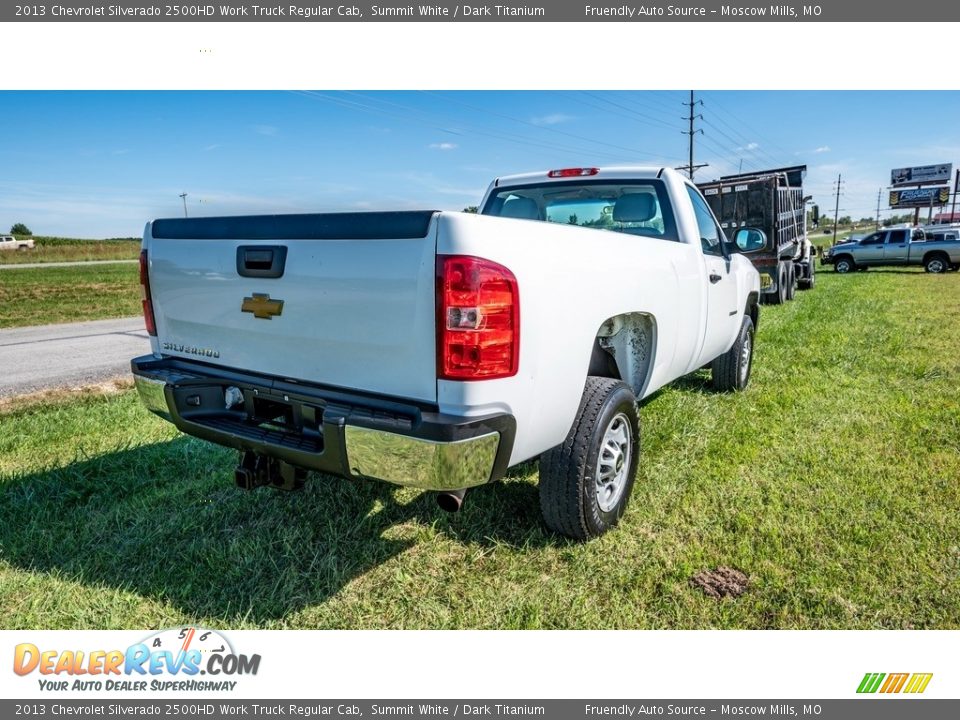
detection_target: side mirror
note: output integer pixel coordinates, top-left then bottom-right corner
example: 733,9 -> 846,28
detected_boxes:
733,227 -> 767,253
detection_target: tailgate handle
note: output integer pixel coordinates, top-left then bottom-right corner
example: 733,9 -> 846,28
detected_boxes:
237,246 -> 287,278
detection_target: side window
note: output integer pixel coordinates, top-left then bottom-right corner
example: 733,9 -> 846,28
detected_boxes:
861,232 -> 885,245
686,186 -> 724,256
888,230 -> 907,244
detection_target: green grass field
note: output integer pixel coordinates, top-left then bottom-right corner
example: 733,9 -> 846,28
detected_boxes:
0,263 -> 141,328
0,237 -> 139,265
1,267 -> 958,629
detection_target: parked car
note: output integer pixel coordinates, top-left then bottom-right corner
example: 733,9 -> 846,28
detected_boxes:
0,235 -> 34,251
132,166 -> 761,539
822,227 -> 960,273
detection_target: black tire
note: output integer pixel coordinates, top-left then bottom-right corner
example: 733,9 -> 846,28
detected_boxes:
539,377 -> 640,541
711,314 -> 755,393
768,264 -> 787,304
785,264 -> 797,301
833,256 -> 855,274
799,262 -> 815,290
924,254 -> 949,274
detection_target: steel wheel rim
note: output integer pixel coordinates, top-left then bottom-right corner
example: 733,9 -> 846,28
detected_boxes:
739,332 -> 752,385
595,412 -> 632,513
929,259 -> 944,273
837,260 -> 849,273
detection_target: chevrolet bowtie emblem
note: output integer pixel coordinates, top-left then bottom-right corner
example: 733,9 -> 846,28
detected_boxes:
241,293 -> 284,320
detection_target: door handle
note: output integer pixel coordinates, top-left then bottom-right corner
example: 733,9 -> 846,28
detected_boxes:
709,273 -> 722,284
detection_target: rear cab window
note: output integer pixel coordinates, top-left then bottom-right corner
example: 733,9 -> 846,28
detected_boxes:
481,179 -> 679,242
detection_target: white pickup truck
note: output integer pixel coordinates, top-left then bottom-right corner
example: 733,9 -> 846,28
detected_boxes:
0,235 -> 35,251
132,166 -> 761,539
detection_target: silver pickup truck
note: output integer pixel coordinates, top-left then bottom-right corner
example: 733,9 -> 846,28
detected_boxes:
823,227 -> 960,273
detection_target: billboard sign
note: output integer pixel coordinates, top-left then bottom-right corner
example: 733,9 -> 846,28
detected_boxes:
890,163 -> 953,187
889,187 -> 951,208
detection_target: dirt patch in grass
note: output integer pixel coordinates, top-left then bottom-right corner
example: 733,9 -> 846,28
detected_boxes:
0,379 -> 134,415
690,567 -> 750,599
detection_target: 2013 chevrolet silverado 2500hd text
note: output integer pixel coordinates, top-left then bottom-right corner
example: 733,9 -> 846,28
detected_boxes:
132,166 -> 761,539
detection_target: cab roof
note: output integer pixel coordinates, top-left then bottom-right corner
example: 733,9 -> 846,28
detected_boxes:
492,165 -> 675,188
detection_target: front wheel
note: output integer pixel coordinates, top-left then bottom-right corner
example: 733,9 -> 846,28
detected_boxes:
712,314 -> 755,392
539,377 -> 640,541
834,256 -> 855,274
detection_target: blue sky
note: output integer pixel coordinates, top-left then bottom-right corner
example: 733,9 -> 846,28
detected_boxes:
1,90 -> 959,238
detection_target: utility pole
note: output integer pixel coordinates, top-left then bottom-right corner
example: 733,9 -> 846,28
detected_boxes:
832,173 -> 843,244
951,169 -> 959,224
677,90 -> 708,179
179,192 -> 188,218
875,188 -> 882,230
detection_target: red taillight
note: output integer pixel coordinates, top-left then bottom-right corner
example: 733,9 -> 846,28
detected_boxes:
547,167 -> 599,178
139,249 -> 157,336
437,255 -> 519,381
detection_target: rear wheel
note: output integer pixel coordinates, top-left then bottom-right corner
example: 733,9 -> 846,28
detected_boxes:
539,377 -> 640,541
925,254 -> 949,274
712,314 -> 755,392
799,262 -> 815,290
785,264 -> 797,301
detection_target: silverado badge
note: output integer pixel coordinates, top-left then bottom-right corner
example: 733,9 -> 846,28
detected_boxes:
242,293 -> 284,320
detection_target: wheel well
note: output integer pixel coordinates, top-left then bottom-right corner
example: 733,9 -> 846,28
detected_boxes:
589,313 -> 656,398
833,254 -> 854,266
746,292 -> 760,331
923,250 -> 949,264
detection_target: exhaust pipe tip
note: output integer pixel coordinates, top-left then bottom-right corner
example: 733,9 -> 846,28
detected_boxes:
436,488 -> 467,513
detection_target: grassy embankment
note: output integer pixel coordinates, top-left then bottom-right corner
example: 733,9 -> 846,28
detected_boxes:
0,236 -> 140,265
0,263 -> 141,328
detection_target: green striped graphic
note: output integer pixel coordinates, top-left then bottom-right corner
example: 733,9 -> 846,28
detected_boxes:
857,673 -> 886,693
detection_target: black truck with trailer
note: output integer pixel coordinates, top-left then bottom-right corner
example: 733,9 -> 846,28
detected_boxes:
698,165 -> 814,304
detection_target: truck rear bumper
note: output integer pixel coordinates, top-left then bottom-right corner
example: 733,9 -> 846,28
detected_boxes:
131,355 -> 515,491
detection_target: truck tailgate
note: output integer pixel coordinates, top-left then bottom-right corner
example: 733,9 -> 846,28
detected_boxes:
145,211 -> 439,403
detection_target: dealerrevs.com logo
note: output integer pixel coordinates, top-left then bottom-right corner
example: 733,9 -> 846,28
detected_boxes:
13,627 -> 261,693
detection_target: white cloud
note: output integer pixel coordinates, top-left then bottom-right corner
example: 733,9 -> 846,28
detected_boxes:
429,142 -> 458,150
254,125 -> 278,136
736,142 -> 760,152
203,144 -> 221,151
814,145 -> 831,154
531,113 -> 574,126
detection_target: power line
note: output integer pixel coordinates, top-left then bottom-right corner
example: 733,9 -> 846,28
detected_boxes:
578,91 -> 681,131
419,91 -> 684,163
296,90 -> 672,165
704,92 -> 797,165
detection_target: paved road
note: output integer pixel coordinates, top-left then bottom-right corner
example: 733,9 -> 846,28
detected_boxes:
0,259 -> 139,270
0,318 -> 150,398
